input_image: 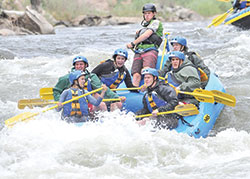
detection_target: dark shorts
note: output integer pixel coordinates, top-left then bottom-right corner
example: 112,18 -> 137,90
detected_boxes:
131,50 -> 158,75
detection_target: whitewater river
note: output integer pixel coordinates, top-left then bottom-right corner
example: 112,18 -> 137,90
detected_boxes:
0,20 -> 250,178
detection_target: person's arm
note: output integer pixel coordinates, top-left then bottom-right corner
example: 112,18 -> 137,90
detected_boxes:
91,63 -> 105,77
135,94 -> 150,120
157,85 -> 178,112
123,68 -> 139,92
89,73 -> 119,99
179,67 -> 201,92
55,90 -> 68,112
86,85 -> 107,106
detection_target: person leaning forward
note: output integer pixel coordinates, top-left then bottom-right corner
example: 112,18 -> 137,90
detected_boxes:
53,55 -> 122,111
126,3 -> 163,87
135,68 -> 179,130
160,51 -> 201,107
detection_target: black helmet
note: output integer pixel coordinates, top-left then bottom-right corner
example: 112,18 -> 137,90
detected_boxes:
142,3 -> 156,13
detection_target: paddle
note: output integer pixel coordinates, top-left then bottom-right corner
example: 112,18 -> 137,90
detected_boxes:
40,87 -> 143,100
211,90 -> 236,107
159,32 -> 170,70
135,104 -> 199,118
207,7 -> 233,28
158,76 -> 214,103
40,87 -> 54,100
5,87 -> 103,127
18,98 -> 122,109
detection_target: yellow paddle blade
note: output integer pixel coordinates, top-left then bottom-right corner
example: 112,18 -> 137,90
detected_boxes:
40,87 -> 54,100
211,90 -> 236,107
135,104 -> 199,118
5,112 -> 37,127
207,8 -> 233,28
178,89 -> 215,103
6,87 -> 104,127
18,98 -> 57,109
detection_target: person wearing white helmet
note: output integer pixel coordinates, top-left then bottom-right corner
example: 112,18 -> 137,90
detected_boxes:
56,70 -> 108,123
135,68 -> 179,129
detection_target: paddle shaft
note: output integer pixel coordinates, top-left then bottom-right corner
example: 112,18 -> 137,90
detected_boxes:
159,32 -> 170,70
6,87 -> 104,126
135,104 -> 198,118
207,8 -> 233,27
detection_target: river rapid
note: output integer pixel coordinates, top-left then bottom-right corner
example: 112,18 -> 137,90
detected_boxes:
0,20 -> 250,179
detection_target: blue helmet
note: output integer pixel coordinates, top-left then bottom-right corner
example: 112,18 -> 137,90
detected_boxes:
72,56 -> 89,67
113,48 -> 128,60
141,68 -> 158,78
169,51 -> 185,61
170,36 -> 187,47
69,70 -> 86,85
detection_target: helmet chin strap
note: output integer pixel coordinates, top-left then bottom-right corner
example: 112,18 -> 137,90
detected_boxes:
148,76 -> 157,88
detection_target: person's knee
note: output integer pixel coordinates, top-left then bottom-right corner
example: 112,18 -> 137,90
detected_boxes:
99,102 -> 107,111
110,102 -> 123,111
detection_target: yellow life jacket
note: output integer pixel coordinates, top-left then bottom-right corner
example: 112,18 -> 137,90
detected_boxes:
147,94 -> 158,111
198,68 -> 208,82
70,90 -> 82,117
109,73 -> 125,89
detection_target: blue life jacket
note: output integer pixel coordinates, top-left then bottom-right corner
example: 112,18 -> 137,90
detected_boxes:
165,72 -> 181,88
145,91 -> 167,113
101,70 -> 126,89
63,89 -> 89,117
84,79 -> 92,91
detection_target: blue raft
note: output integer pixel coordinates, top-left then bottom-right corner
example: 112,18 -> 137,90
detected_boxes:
224,7 -> 250,29
117,55 -> 225,138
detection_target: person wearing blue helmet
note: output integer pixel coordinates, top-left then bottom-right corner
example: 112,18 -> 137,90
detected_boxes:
53,55 -> 120,111
162,51 -> 201,106
159,36 -> 210,89
92,48 -> 135,111
135,68 -> 179,130
126,3 -> 163,87
56,70 -> 108,123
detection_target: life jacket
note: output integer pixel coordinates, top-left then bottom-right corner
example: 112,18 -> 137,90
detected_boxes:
186,51 -> 208,82
135,19 -> 163,51
100,69 -> 126,89
145,91 -> 167,113
83,79 -> 92,91
63,89 -> 89,117
240,1 -> 250,8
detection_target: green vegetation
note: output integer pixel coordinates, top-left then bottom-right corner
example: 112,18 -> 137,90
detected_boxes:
1,0 -> 232,20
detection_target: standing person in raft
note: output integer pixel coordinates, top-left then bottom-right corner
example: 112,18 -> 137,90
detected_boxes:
135,68 -> 179,130
56,70 -> 108,123
126,3 -> 163,87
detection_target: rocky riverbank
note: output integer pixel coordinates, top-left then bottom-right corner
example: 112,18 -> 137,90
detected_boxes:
0,4 -> 203,36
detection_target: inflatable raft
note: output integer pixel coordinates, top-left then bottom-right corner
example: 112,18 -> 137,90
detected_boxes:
117,55 -> 225,138
224,7 -> 250,29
